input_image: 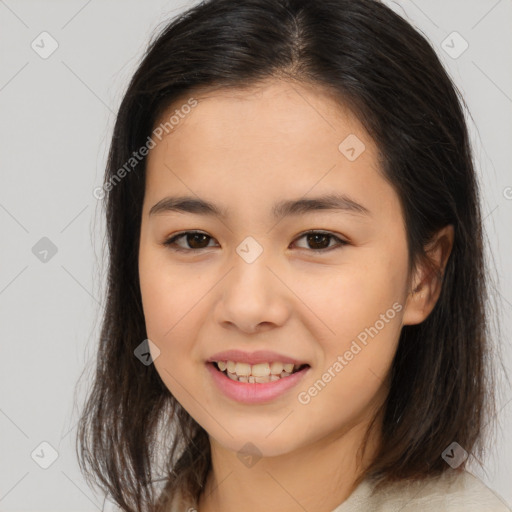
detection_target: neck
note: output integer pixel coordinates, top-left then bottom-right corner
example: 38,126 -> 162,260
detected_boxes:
197,415 -> 382,512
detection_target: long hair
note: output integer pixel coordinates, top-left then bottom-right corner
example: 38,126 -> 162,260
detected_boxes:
75,1 -> 502,510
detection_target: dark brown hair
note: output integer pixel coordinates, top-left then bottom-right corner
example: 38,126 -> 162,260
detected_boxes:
75,0 -> 503,510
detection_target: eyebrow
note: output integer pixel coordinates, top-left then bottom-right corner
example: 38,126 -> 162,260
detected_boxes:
149,193 -> 371,219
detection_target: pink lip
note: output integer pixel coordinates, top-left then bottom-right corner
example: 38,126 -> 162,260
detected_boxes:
206,362 -> 310,404
207,349 -> 306,365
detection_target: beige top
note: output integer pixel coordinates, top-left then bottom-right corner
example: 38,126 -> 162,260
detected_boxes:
163,469 -> 511,511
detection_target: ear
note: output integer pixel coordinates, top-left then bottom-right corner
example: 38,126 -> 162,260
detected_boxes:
402,224 -> 454,326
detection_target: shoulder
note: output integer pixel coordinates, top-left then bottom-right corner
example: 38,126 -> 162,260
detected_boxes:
333,469 -> 511,512
149,470 -> 511,512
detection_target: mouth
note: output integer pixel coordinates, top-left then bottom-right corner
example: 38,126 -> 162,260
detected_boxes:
209,360 -> 310,384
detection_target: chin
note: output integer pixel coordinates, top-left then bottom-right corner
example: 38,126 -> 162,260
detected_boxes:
210,430 -> 300,459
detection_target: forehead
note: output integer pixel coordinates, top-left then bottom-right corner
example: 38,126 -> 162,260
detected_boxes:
142,79 -> 399,224
147,79 -> 380,174
152,79 -> 366,142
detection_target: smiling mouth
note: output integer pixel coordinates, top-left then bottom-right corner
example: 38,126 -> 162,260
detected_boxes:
211,361 -> 310,383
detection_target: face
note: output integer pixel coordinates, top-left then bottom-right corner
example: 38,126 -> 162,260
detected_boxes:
138,79 -> 414,458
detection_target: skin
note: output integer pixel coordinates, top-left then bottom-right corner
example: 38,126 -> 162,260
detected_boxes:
138,79 -> 453,512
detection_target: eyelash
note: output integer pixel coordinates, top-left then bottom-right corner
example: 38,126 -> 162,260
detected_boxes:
162,230 -> 348,254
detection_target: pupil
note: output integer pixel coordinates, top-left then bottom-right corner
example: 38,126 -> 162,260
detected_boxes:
188,233 -> 208,249
308,234 -> 329,249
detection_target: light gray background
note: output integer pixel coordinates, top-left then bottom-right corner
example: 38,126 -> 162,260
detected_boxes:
1,0 -> 511,510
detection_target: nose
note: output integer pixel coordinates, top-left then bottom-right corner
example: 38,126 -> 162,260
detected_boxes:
214,248 -> 291,334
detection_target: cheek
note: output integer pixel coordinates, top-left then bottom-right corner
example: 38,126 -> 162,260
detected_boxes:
139,248 -> 193,376
139,246 -> 199,338
294,263 -> 405,427
293,255 -> 407,346
293,251 -> 407,416
138,247 -> 217,385
139,260 -> 172,340
139,254 -> 204,407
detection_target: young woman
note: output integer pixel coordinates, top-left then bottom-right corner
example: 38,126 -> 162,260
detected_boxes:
76,1 -> 511,511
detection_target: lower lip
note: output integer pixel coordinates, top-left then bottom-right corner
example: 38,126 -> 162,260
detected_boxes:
206,362 -> 310,404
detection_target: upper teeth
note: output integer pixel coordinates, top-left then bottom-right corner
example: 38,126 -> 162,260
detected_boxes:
217,361 -> 296,377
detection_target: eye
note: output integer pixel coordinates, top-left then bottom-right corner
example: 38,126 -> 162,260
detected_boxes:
162,230 -> 348,253
292,230 -> 348,252
162,231 -> 217,252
